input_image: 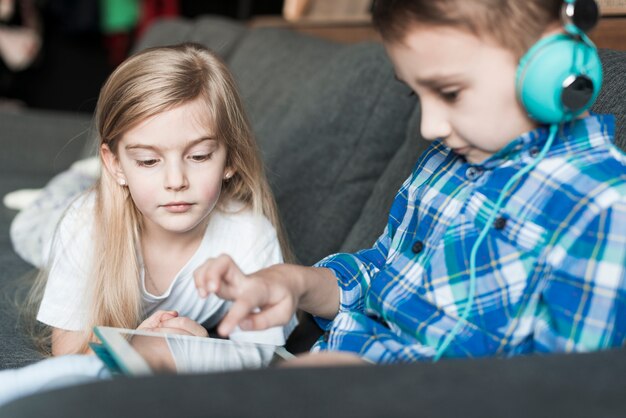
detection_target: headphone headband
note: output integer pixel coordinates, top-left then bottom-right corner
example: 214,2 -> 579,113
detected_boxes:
562,0 -> 599,35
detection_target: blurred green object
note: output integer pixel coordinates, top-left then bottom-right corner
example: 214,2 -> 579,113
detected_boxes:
100,0 -> 140,33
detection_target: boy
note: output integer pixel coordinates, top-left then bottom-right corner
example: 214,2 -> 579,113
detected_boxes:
195,0 -> 626,365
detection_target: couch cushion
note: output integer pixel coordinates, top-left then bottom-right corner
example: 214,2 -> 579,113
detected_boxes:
0,109 -> 92,176
592,49 -> 626,151
228,28 -> 417,264
340,105 -> 427,253
133,16 -> 247,61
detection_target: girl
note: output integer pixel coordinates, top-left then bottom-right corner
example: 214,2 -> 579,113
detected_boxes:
0,42 -> 297,405
25,41 -> 295,356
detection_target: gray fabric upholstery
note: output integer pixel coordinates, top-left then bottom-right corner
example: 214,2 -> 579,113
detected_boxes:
340,105 -> 426,253
132,16 -> 247,61
0,109 -> 92,175
0,110 -> 91,369
4,348 -> 626,418
228,29 -> 417,264
592,49 -> 626,150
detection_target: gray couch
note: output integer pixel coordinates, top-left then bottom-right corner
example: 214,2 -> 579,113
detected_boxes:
1,16 -> 625,417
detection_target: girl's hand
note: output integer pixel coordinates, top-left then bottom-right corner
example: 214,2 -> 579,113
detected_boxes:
157,317 -> 209,337
194,254 -> 299,337
137,310 -> 179,331
138,310 -> 208,337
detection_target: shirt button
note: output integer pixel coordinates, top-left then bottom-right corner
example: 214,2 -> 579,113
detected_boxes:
412,240 -> 424,254
529,146 -> 540,158
494,216 -> 507,230
466,166 -> 482,181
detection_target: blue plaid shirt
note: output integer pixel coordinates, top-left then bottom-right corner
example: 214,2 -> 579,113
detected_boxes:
313,114 -> 626,363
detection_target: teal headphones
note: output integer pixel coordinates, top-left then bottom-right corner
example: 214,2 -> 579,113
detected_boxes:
516,0 -> 602,124
433,0 -> 603,361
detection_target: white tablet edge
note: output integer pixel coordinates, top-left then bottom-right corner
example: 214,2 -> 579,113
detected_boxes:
94,326 -> 297,375
94,326 -> 153,376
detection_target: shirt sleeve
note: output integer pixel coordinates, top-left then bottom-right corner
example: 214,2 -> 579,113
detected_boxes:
315,229 -> 391,318
313,169 -> 414,327
36,195 -> 94,331
534,198 -> 626,352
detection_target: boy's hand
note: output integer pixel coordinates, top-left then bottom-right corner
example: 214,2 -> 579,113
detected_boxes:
194,254 -> 298,337
138,310 -> 208,337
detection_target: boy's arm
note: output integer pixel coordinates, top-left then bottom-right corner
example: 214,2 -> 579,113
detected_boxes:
194,222 -> 395,337
536,200 -> 626,352
311,229 -> 391,326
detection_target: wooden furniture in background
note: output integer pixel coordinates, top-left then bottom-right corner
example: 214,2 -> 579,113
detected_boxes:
254,0 -> 625,49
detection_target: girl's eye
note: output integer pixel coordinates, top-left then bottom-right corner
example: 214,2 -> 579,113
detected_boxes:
190,153 -> 212,162
440,89 -> 460,102
136,159 -> 159,167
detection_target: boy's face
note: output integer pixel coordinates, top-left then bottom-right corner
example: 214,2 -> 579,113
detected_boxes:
386,26 -> 537,164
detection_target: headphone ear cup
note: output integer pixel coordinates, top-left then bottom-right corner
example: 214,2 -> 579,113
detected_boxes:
516,33 -> 602,124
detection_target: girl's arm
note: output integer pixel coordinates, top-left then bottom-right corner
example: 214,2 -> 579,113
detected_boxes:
51,328 -> 89,356
194,255 -> 339,337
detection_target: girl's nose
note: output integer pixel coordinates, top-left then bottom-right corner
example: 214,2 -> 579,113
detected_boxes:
164,162 -> 189,191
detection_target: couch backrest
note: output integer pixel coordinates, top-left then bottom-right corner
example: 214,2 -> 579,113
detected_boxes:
137,17 -> 419,265
136,17 -> 626,265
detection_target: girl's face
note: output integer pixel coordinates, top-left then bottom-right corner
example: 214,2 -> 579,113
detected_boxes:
386,26 -> 537,164
102,98 -> 232,238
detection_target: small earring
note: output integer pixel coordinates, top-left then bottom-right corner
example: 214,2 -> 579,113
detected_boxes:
118,178 -> 127,186
224,172 -> 232,180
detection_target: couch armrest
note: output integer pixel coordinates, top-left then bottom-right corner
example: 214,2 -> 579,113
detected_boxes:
0,109 -> 93,176
2,349 -> 625,417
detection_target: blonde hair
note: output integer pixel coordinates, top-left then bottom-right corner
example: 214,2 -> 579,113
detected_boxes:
31,43 -> 291,354
372,0 -> 562,58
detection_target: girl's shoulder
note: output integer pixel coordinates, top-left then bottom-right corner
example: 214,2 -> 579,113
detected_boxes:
208,199 -> 276,239
60,190 -> 96,226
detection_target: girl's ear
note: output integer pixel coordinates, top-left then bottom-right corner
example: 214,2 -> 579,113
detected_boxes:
101,144 -> 127,185
223,166 -> 236,180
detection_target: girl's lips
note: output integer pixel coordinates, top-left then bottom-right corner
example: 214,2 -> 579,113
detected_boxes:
162,202 -> 193,213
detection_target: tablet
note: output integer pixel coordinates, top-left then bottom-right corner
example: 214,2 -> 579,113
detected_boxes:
93,326 -> 295,376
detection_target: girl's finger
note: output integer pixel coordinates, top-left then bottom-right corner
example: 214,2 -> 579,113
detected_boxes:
160,317 -> 208,338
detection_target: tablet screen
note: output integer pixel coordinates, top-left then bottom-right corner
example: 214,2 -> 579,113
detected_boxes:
94,326 -> 294,376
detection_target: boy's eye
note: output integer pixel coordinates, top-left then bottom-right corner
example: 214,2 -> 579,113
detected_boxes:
136,159 -> 159,167
190,153 -> 212,162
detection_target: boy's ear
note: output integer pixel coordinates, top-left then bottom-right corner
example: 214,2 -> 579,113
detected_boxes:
100,144 -> 126,184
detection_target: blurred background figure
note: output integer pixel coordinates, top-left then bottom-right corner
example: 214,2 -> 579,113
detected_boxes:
0,0 -> 42,107
0,0 -> 283,113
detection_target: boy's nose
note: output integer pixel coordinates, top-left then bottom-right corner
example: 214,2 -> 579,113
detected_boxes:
164,163 -> 189,191
420,101 -> 451,142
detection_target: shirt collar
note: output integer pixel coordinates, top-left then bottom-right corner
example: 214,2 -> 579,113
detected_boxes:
453,113 -> 615,170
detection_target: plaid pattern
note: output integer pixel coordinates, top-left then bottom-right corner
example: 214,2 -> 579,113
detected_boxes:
313,114 -> 626,363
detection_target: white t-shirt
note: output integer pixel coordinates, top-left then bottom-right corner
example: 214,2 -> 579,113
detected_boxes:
37,191 -> 295,346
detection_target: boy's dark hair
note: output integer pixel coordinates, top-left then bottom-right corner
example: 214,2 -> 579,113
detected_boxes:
372,0 -> 562,58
